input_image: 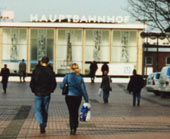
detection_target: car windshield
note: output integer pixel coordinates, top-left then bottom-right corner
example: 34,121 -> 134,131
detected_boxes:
167,68 -> 170,76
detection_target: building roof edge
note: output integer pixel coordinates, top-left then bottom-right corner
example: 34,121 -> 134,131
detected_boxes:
0,22 -> 145,29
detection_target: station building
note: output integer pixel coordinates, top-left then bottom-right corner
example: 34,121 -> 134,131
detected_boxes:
0,21 -> 144,76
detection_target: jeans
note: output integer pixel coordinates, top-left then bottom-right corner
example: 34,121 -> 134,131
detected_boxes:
133,91 -> 141,106
65,96 -> 82,130
34,95 -> 51,127
2,82 -> 7,92
103,91 -> 109,103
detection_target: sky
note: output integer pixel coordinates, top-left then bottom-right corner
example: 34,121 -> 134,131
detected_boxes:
0,0 -> 132,22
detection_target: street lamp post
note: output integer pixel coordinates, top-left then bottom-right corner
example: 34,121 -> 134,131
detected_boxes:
149,33 -> 159,71
140,32 -> 149,77
149,33 -> 166,71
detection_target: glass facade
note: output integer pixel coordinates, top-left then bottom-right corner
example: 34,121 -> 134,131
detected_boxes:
57,29 -> 82,74
0,26 -> 142,75
84,29 -> 110,74
2,28 -> 27,73
112,30 -> 137,63
30,29 -> 54,71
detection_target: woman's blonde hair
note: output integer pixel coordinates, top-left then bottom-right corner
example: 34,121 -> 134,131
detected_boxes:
71,63 -> 80,75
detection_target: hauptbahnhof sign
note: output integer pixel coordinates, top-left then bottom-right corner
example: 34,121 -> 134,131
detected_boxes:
30,14 -> 130,23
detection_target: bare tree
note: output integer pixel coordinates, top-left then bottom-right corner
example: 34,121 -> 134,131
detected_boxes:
128,0 -> 170,33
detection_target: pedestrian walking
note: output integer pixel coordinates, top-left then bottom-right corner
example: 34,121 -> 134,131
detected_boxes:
100,70 -> 112,103
30,56 -> 57,133
89,61 -> 98,83
127,69 -> 144,107
60,63 -> 89,135
18,59 -> 26,82
1,64 -> 10,93
101,63 -> 109,75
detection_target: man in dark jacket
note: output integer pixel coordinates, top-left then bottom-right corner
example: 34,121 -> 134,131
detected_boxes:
1,64 -> 10,93
30,56 -> 56,133
127,69 -> 144,106
18,59 -> 26,82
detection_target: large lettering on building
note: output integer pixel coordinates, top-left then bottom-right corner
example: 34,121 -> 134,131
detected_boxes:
30,14 -> 130,23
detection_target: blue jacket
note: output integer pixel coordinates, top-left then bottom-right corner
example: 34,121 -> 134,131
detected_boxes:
60,72 -> 89,102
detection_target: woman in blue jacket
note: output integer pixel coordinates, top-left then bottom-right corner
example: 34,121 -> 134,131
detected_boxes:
60,63 -> 89,135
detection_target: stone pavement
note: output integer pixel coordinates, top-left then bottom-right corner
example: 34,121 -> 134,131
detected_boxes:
0,80 -> 170,139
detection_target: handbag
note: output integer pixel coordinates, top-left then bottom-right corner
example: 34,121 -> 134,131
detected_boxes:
62,83 -> 68,95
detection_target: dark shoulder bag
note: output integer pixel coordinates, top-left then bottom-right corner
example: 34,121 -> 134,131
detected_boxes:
62,75 -> 69,95
62,83 -> 68,95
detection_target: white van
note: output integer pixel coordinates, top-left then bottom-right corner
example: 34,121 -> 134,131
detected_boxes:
159,66 -> 170,95
146,72 -> 160,95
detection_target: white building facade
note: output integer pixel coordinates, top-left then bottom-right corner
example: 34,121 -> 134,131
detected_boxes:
0,22 -> 144,76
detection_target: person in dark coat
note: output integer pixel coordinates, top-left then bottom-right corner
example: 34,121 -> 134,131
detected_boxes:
100,70 -> 112,103
30,56 -> 57,133
1,64 -> 10,93
127,69 -> 144,106
18,59 -> 26,82
89,61 -> 98,83
101,63 -> 109,75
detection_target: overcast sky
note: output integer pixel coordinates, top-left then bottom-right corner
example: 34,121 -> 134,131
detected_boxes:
0,0 -> 132,22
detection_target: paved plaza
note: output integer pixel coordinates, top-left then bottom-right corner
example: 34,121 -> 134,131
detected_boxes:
0,79 -> 170,139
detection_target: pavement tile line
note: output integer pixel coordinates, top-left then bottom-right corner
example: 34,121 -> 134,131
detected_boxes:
1,83 -> 170,138
17,116 -> 170,138
0,105 -> 31,139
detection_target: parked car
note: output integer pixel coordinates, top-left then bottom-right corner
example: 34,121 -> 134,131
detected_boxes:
158,66 -> 170,96
146,72 -> 160,95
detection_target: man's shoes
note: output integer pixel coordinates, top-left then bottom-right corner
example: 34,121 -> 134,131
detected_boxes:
40,123 -> 45,133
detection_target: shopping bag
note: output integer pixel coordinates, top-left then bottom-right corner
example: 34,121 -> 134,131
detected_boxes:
98,88 -> 102,97
80,103 -> 91,121
86,110 -> 91,121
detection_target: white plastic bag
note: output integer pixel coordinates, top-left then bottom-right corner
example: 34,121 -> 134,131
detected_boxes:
80,103 -> 91,121
98,88 -> 102,97
86,110 -> 91,121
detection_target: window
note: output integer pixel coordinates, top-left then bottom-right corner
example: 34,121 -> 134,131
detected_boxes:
30,29 -> 54,71
84,29 -> 110,74
57,29 -> 82,74
112,31 -> 137,63
155,73 -> 160,79
167,68 -> 170,76
2,28 -> 27,73
145,56 -> 153,65
166,56 -> 170,65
